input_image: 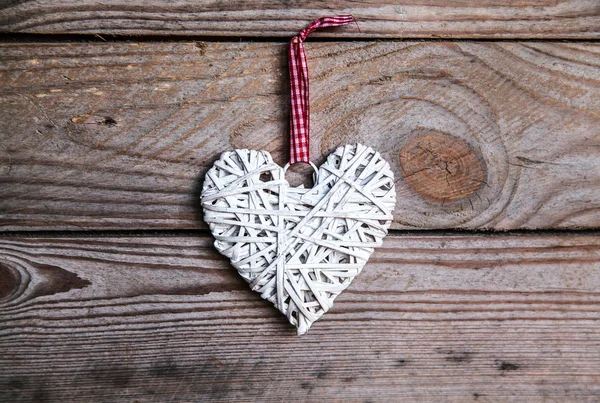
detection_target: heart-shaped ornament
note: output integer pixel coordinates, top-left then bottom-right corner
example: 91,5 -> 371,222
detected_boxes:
201,144 -> 396,334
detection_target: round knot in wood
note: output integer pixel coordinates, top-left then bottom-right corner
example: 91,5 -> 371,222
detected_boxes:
0,263 -> 19,299
399,132 -> 484,203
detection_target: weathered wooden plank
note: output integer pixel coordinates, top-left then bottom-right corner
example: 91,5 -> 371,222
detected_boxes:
1,234 -> 599,402
1,41 -> 599,231
0,0 -> 599,39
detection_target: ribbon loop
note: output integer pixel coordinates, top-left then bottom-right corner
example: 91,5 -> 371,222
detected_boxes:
288,15 -> 359,164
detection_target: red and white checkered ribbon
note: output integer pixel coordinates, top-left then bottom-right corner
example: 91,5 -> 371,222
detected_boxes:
288,15 -> 359,164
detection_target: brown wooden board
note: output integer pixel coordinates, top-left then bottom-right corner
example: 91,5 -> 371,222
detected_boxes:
1,41 -> 599,231
0,0 -> 599,39
1,234 -> 599,401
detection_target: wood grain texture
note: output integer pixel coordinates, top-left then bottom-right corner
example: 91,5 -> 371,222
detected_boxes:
1,41 -> 600,231
0,0 -> 599,38
1,234 -> 599,402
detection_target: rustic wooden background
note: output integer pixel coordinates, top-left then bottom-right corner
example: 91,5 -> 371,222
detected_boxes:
1,1 -> 599,402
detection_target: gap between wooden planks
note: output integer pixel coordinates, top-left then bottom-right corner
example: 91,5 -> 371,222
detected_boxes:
0,233 -> 599,402
0,0 -> 599,38
0,41 -> 599,231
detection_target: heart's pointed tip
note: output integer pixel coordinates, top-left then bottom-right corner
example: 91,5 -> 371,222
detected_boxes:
296,321 -> 312,336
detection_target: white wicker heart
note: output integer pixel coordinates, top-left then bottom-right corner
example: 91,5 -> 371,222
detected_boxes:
201,144 -> 396,334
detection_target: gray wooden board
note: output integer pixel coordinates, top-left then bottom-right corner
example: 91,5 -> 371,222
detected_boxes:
0,0 -> 599,39
1,41 -> 599,231
1,233 -> 600,401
